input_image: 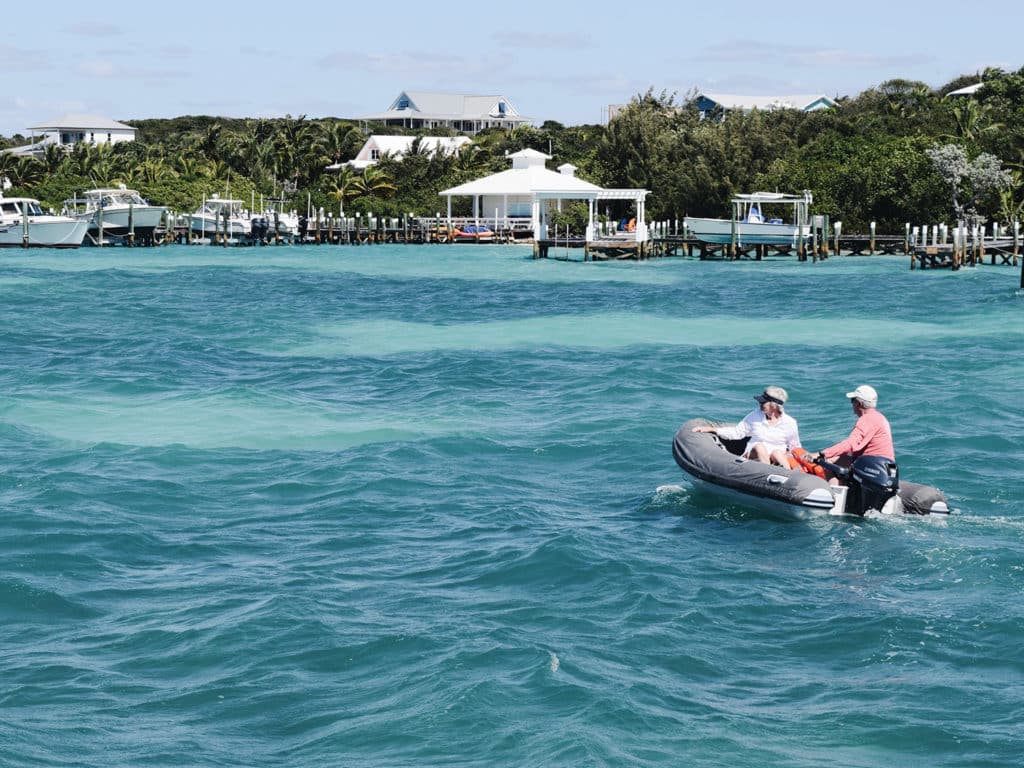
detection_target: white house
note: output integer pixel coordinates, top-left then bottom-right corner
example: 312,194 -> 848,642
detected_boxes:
439,149 -> 649,243
695,93 -> 837,118
358,91 -> 530,135
6,114 -> 137,157
334,135 -> 472,170
29,114 -> 136,148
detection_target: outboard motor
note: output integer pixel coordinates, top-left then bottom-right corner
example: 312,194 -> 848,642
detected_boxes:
817,455 -> 902,516
847,456 -> 900,515
250,216 -> 269,244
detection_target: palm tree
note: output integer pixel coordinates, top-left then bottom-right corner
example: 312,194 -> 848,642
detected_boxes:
326,165 -> 359,213
9,156 -> 43,188
174,154 -> 202,181
353,165 -> 397,199
275,115 -> 323,189
947,99 -> 1004,142
139,158 -> 171,185
320,121 -> 362,166
0,151 -> 19,187
41,143 -> 67,175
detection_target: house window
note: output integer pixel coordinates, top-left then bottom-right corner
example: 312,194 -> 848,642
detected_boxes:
396,96 -> 410,110
498,101 -> 506,115
370,149 -> 380,160
107,133 -> 112,142
90,132 -> 95,142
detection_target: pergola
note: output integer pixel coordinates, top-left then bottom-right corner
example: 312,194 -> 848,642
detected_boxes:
531,188 -> 650,242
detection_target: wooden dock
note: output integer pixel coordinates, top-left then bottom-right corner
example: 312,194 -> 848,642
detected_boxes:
911,238 -> 1020,269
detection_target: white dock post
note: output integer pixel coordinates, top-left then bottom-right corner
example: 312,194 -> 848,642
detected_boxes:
1014,220 -> 1020,266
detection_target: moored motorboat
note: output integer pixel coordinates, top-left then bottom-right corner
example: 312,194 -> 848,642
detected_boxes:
684,191 -> 813,246
673,418 -> 951,518
0,195 -> 89,248
65,185 -> 166,244
189,195 -> 251,241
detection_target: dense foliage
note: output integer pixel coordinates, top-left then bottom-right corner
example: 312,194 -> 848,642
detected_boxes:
3,67 -> 1023,232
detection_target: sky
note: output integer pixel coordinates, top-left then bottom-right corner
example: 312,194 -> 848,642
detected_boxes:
2,0 -> 1021,137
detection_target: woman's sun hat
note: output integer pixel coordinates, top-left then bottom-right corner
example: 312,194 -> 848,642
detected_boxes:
754,386 -> 788,406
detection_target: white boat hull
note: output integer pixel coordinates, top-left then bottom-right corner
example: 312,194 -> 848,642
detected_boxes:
189,214 -> 251,237
81,205 -> 166,238
684,216 -> 811,246
0,218 -> 89,248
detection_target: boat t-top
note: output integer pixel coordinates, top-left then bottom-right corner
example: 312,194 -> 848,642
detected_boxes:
684,190 -> 813,247
190,195 -> 252,240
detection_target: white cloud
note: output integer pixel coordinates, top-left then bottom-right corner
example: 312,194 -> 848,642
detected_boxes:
0,43 -> 53,71
65,21 -> 122,37
78,60 -> 117,77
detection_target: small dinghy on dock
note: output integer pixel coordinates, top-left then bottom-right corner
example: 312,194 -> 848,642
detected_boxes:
673,418 -> 951,518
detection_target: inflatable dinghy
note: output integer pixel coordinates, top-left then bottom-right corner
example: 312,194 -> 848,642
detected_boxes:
673,418 -> 951,518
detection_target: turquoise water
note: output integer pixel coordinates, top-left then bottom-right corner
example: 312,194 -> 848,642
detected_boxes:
2,244 -> 1022,767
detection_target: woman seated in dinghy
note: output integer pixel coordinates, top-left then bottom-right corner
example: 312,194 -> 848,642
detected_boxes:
692,386 -> 802,467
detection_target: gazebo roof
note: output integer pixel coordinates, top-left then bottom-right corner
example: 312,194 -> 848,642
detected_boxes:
441,165 -> 602,197
442,149 -> 602,197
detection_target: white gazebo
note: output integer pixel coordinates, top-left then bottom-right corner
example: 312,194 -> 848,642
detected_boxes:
439,149 -> 649,242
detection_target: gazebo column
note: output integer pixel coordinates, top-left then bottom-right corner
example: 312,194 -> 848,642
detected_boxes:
585,197 -> 595,243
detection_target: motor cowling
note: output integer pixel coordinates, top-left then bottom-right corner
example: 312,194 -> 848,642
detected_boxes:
847,455 -> 900,515
250,216 -> 269,242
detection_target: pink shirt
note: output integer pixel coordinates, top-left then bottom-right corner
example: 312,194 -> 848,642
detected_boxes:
824,409 -> 894,460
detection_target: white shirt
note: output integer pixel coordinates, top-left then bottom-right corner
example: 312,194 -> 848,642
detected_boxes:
716,409 -> 801,454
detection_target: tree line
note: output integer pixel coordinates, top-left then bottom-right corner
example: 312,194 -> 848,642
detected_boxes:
2,66 -> 1022,233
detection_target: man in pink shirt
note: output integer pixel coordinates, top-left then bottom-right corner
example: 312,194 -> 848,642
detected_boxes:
813,385 -> 895,479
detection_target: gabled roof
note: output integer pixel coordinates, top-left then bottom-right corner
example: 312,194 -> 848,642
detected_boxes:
359,91 -> 529,122
337,134 -> 473,170
29,114 -> 136,131
947,82 -> 983,96
697,93 -> 837,112
363,135 -> 471,156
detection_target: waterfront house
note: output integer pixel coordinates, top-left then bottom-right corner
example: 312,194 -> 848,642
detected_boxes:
358,91 -> 531,135
6,114 -> 137,157
331,135 -> 473,170
695,92 -> 836,118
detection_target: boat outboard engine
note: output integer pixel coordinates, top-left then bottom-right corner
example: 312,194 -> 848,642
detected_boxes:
816,455 -> 902,516
847,455 -> 900,515
250,216 -> 269,244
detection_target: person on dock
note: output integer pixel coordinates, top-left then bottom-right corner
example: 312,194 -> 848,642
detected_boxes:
811,384 -> 894,482
693,386 -> 801,467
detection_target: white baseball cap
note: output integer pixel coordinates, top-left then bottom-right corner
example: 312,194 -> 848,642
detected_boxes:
846,384 -> 878,407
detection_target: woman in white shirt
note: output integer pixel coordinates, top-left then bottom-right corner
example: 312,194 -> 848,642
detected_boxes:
693,386 -> 801,467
